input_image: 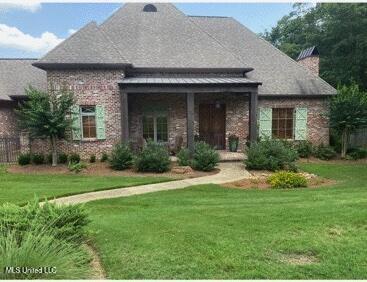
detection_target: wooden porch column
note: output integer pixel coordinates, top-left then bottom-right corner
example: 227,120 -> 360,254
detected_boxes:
120,91 -> 129,142
186,92 -> 195,152
249,89 -> 258,142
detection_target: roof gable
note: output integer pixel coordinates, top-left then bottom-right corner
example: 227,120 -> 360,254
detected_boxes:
35,22 -> 130,67
99,3 -> 245,69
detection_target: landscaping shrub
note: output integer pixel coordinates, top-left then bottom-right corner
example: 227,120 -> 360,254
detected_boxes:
0,199 -> 90,243
267,171 -> 307,189
177,148 -> 191,166
89,154 -> 96,163
0,230 -> 90,279
245,139 -> 298,171
17,153 -> 31,166
68,153 -> 81,164
31,153 -> 45,165
135,141 -> 170,173
100,152 -> 108,162
68,162 -> 87,173
293,140 -> 314,158
46,153 -> 53,164
191,141 -> 219,171
58,152 -> 68,164
346,147 -> 367,160
109,143 -> 133,170
0,200 -> 90,279
314,144 -> 337,160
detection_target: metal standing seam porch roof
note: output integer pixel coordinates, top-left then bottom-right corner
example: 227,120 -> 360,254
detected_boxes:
119,77 -> 262,85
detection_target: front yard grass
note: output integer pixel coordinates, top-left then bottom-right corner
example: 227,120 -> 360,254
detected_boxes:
0,165 -> 171,205
86,163 -> 367,279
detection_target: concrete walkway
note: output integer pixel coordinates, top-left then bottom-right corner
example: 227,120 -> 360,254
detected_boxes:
50,162 -> 250,205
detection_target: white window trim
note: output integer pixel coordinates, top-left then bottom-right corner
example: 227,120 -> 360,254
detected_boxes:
80,106 -> 97,140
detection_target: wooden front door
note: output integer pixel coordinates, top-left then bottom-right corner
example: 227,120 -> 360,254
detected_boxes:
199,104 -> 226,149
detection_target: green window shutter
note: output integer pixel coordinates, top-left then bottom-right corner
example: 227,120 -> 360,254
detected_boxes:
259,107 -> 272,139
294,107 -> 308,140
96,105 -> 106,140
71,105 -> 81,141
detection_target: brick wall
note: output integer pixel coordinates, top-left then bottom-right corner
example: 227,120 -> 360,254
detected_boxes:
29,69 -> 125,159
297,56 -> 319,76
258,97 -> 329,145
0,101 -> 19,137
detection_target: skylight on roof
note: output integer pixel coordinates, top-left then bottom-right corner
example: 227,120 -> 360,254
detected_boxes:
143,4 -> 157,12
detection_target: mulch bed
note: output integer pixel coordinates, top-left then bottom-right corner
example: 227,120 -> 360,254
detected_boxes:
223,170 -> 336,190
298,157 -> 367,164
7,162 -> 219,179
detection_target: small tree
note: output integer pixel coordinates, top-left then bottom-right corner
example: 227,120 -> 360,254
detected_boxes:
16,86 -> 75,166
329,83 -> 367,158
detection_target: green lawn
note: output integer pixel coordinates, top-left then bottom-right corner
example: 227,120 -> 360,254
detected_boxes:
87,163 -> 367,279
0,165 -> 171,205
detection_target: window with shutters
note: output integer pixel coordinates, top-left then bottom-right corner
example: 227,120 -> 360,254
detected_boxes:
272,108 -> 294,139
143,115 -> 168,142
81,106 -> 97,139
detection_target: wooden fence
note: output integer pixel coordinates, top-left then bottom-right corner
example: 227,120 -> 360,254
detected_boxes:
0,137 -> 21,163
349,128 -> 367,148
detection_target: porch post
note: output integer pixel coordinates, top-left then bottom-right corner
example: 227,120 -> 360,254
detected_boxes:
120,90 -> 129,142
249,89 -> 258,142
186,92 -> 195,152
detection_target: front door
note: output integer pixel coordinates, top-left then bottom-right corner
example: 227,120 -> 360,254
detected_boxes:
199,104 -> 226,149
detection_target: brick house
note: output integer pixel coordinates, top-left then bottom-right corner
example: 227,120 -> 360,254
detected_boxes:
0,3 -> 336,159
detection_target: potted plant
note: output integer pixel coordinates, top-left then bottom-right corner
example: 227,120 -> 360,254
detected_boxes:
228,135 -> 239,152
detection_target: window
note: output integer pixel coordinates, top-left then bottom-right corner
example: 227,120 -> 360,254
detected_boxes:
272,108 -> 294,139
81,106 -> 96,139
143,4 -> 157,12
143,115 -> 168,142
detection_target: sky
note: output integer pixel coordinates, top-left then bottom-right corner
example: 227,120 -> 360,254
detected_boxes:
0,2 -> 294,58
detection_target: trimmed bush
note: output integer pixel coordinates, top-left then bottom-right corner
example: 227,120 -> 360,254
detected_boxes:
46,153 -> 53,164
314,144 -> 337,160
177,148 -> 191,166
68,153 -> 81,164
17,153 -> 31,166
267,171 -> 307,189
245,139 -> 298,171
109,143 -> 133,170
58,153 -> 68,164
228,135 -> 239,152
293,141 -> 314,158
89,154 -> 96,163
68,162 -> 87,173
191,141 -> 219,171
346,147 -> 367,160
100,152 -> 108,162
31,153 -> 45,165
135,141 -> 170,173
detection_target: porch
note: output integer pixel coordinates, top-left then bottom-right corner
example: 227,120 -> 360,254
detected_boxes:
119,77 -> 261,152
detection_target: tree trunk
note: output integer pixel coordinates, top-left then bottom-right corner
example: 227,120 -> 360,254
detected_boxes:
341,128 -> 348,158
51,135 -> 57,167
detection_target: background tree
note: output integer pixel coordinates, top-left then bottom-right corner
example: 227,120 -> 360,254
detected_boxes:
16,87 -> 75,166
261,3 -> 367,90
329,83 -> 367,158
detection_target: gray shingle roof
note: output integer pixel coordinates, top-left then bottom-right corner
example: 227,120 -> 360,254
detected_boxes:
297,46 -> 319,61
189,16 -> 336,95
34,22 -> 130,67
99,3 -> 245,69
0,59 -> 46,101
120,77 -> 260,85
